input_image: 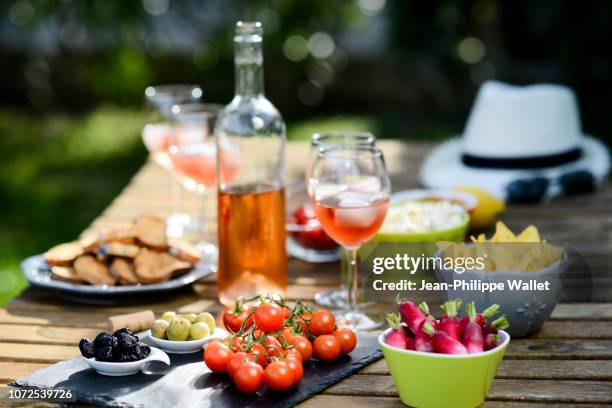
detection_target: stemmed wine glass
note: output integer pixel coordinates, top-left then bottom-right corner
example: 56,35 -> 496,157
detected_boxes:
307,145 -> 391,330
309,132 -> 377,309
142,84 -> 202,238
168,102 -> 239,261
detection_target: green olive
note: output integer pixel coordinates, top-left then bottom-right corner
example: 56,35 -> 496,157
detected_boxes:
195,312 -> 215,332
189,322 -> 211,340
151,319 -> 170,339
160,311 -> 176,324
182,313 -> 197,323
166,317 -> 191,341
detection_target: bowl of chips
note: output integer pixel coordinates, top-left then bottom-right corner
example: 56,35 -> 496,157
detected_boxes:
435,222 -> 567,337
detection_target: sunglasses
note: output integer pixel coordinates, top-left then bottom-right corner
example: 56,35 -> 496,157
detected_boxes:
506,170 -> 596,203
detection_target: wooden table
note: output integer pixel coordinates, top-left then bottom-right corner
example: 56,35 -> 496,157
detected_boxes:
1,141 -> 611,407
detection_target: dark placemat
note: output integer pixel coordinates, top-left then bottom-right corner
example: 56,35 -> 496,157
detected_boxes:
10,332 -> 382,408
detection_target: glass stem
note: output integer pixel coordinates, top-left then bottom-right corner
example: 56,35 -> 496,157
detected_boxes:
345,246 -> 360,314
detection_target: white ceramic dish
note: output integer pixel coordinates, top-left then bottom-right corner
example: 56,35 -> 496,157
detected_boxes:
82,346 -> 170,376
146,327 -> 229,354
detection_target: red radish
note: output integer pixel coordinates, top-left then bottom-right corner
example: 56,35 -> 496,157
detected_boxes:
384,313 -> 408,349
459,303 -> 499,334
484,333 -> 500,350
462,302 -> 484,354
397,298 -> 427,335
422,321 -> 467,355
413,317 -> 437,352
484,315 -> 510,335
438,299 -> 462,340
405,337 -> 416,350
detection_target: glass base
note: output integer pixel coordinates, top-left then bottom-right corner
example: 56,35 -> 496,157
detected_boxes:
315,288 -> 348,308
333,310 -> 382,331
166,213 -> 193,238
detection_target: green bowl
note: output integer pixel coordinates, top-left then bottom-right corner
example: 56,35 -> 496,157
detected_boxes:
378,329 -> 510,408
372,213 -> 470,243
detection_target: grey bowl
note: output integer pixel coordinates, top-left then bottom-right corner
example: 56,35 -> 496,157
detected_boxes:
435,250 -> 568,338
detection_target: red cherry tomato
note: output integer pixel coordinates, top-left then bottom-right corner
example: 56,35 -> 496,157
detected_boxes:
233,361 -> 265,394
288,335 -> 312,362
334,328 -> 357,354
224,336 -> 244,352
265,335 -> 282,359
284,348 -> 303,362
283,356 -> 304,386
282,307 -> 291,319
227,351 -> 249,379
313,334 -> 341,362
223,305 -> 253,333
254,303 -> 285,333
280,327 -> 295,343
309,309 -> 336,336
204,342 -> 234,373
264,361 -> 294,391
249,343 -> 267,367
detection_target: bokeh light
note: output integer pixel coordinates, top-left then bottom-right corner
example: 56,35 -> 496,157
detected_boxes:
457,37 -> 486,64
283,35 -> 309,62
357,0 -> 386,16
308,32 -> 335,60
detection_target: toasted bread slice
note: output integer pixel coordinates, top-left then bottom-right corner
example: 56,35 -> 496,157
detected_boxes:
134,215 -> 167,249
44,242 -> 84,266
80,228 -> 136,252
50,266 -> 84,284
134,248 -> 191,284
74,255 -> 116,286
99,242 -> 141,258
168,239 -> 202,263
110,258 -> 139,285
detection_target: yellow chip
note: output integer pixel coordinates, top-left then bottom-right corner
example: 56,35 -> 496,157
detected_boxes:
491,221 -> 516,242
516,225 -> 540,242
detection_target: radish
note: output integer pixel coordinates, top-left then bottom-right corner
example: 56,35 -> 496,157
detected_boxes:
414,319 -> 435,352
484,315 -> 510,335
439,299 -> 462,340
462,302 -> 484,354
422,321 -> 468,355
397,298 -> 427,335
406,336 -> 416,350
385,313 -> 408,349
459,303 -> 499,334
484,333 -> 500,350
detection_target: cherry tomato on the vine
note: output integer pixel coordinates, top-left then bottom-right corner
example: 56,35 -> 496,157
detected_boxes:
284,348 -> 303,362
227,351 -> 251,379
288,335 -> 312,362
283,356 -> 304,386
309,309 -> 336,336
249,343 -> 267,367
265,335 -> 283,359
313,334 -> 341,362
264,361 -> 294,391
254,303 -> 285,333
234,361 -> 265,394
223,305 -> 253,333
334,328 -> 357,354
204,341 -> 234,373
224,336 -> 244,352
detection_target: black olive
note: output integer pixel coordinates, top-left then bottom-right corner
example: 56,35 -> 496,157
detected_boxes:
94,345 -> 114,362
79,338 -> 95,358
116,333 -> 138,352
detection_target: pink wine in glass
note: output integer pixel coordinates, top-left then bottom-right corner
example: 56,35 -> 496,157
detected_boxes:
142,123 -> 175,171
311,190 -> 389,248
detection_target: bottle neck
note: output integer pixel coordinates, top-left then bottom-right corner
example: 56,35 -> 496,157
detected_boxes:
234,41 -> 264,97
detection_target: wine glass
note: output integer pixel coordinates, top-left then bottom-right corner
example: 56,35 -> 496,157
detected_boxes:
142,84 -> 202,238
309,132 -> 377,309
307,145 -> 391,330
168,103 -> 236,261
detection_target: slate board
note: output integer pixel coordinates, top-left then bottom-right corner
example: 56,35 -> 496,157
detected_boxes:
10,332 -> 382,408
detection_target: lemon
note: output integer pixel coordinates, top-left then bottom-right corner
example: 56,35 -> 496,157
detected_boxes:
455,186 -> 506,230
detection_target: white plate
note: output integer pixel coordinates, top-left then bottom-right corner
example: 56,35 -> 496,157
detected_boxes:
82,347 -> 170,376
146,327 -> 229,354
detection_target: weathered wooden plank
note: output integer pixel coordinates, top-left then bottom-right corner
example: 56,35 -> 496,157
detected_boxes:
506,339 -> 612,359
532,320 -> 612,339
299,395 -> 611,408
0,309 -> 106,329
324,375 -> 612,404
0,324 -> 99,346
0,343 -> 77,364
360,359 -> 612,380
551,303 -> 612,320
0,363 -> 49,383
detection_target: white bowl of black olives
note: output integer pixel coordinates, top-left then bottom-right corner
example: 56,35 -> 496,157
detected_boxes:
79,328 -> 170,376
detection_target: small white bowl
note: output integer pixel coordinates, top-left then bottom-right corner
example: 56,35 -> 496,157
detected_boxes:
82,347 -> 170,376
146,327 -> 229,354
